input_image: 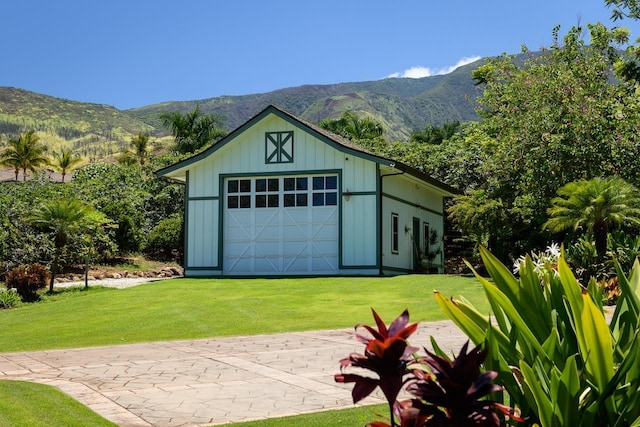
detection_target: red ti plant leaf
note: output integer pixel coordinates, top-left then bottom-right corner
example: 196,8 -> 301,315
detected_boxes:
405,341 -> 523,426
335,308 -> 419,404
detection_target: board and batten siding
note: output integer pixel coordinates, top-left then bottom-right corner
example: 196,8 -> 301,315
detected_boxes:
184,113 -> 379,273
381,173 -> 445,273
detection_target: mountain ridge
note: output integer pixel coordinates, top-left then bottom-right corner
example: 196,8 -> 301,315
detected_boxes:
0,57 -> 485,157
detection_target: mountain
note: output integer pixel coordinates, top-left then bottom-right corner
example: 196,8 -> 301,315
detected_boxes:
0,87 -> 154,161
0,57 -> 486,158
127,59 -> 485,142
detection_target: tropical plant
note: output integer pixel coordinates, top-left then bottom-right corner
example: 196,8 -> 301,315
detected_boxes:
6,264 -> 50,302
0,288 -> 22,309
51,147 -> 82,182
128,132 -> 151,166
410,121 -> 461,145
160,105 -> 226,154
435,246 -> 640,426
544,176 -> 640,260
0,130 -> 50,181
335,309 -> 520,427
319,111 -> 384,142
28,199 -> 109,292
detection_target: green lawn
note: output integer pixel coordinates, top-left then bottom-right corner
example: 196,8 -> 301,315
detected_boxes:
225,404 -> 388,426
0,380 -> 116,426
0,275 -> 484,352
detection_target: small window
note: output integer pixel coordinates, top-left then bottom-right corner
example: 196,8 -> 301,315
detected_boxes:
326,192 -> 337,206
255,179 -> 266,192
239,179 -> 251,193
313,177 -> 324,190
256,195 -> 266,208
268,178 -> 279,191
284,194 -> 296,207
391,213 -> 399,254
228,180 -> 238,193
284,178 -> 296,191
313,193 -> 324,206
296,193 -> 308,207
326,176 -> 337,189
228,196 -> 239,209
296,177 -> 308,190
423,222 -> 430,255
239,195 -> 251,208
268,194 -> 279,207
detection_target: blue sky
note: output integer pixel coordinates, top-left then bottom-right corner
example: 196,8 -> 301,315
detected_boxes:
2,0 -> 639,110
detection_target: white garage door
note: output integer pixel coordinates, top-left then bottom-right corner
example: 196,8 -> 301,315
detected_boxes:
224,175 -> 339,274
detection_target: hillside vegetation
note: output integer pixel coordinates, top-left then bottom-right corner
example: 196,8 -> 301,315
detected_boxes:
0,58 -> 485,158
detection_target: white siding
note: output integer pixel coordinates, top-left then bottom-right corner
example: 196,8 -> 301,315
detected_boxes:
186,199 -> 218,268
381,174 -> 445,273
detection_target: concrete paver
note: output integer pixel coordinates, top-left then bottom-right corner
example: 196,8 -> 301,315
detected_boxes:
0,320 -> 467,426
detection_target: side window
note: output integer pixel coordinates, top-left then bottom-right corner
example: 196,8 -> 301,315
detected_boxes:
423,222 -> 430,255
391,213 -> 399,254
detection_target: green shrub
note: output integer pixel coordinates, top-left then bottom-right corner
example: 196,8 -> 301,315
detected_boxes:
145,217 -> 183,260
0,288 -> 21,309
6,264 -> 50,302
436,246 -> 640,426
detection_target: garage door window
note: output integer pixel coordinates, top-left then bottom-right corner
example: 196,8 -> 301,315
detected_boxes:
228,179 -> 251,209
227,175 -> 338,209
255,178 -> 279,208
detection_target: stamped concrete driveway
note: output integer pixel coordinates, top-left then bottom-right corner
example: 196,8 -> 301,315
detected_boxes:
0,321 -> 468,426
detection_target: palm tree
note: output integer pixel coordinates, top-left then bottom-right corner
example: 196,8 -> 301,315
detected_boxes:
0,131 -> 50,181
129,132 -> 151,165
52,148 -> 82,182
319,111 -> 384,141
28,199 -> 104,292
544,177 -> 640,259
160,106 -> 226,154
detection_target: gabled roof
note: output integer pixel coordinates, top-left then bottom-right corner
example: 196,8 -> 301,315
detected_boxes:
156,105 -> 459,195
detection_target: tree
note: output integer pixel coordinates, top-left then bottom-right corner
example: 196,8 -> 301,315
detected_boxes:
605,0 -> 640,20
129,132 -> 151,166
0,130 -> 50,181
28,199 -> 108,292
410,120 -> 460,145
544,177 -> 640,260
52,148 -> 82,182
160,106 -> 226,154
446,23 -> 640,260
319,111 -> 384,142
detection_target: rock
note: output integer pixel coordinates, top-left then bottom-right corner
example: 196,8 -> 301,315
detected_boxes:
112,273 -> 122,279
104,272 -> 115,279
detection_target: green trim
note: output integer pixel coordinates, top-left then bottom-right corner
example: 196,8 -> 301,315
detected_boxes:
382,192 -> 443,217
376,165 -> 382,274
343,191 -> 377,197
156,105 -> 394,178
265,131 -> 294,164
219,169 -> 342,274
187,196 -> 220,201
381,265 -> 413,274
341,265 -> 378,270
183,171 -> 189,270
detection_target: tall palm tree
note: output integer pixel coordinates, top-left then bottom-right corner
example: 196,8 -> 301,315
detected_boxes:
544,176 -> 640,259
160,106 -> 226,154
129,132 -> 151,165
29,199 -> 100,291
0,130 -> 50,181
319,111 -> 384,141
52,148 -> 82,182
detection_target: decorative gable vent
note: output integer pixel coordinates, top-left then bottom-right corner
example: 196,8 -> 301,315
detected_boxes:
265,131 -> 294,164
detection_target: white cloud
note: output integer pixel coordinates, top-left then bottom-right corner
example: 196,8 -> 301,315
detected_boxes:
387,56 -> 482,79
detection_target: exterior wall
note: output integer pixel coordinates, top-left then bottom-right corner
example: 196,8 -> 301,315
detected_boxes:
183,113 -> 379,274
381,173 -> 445,273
